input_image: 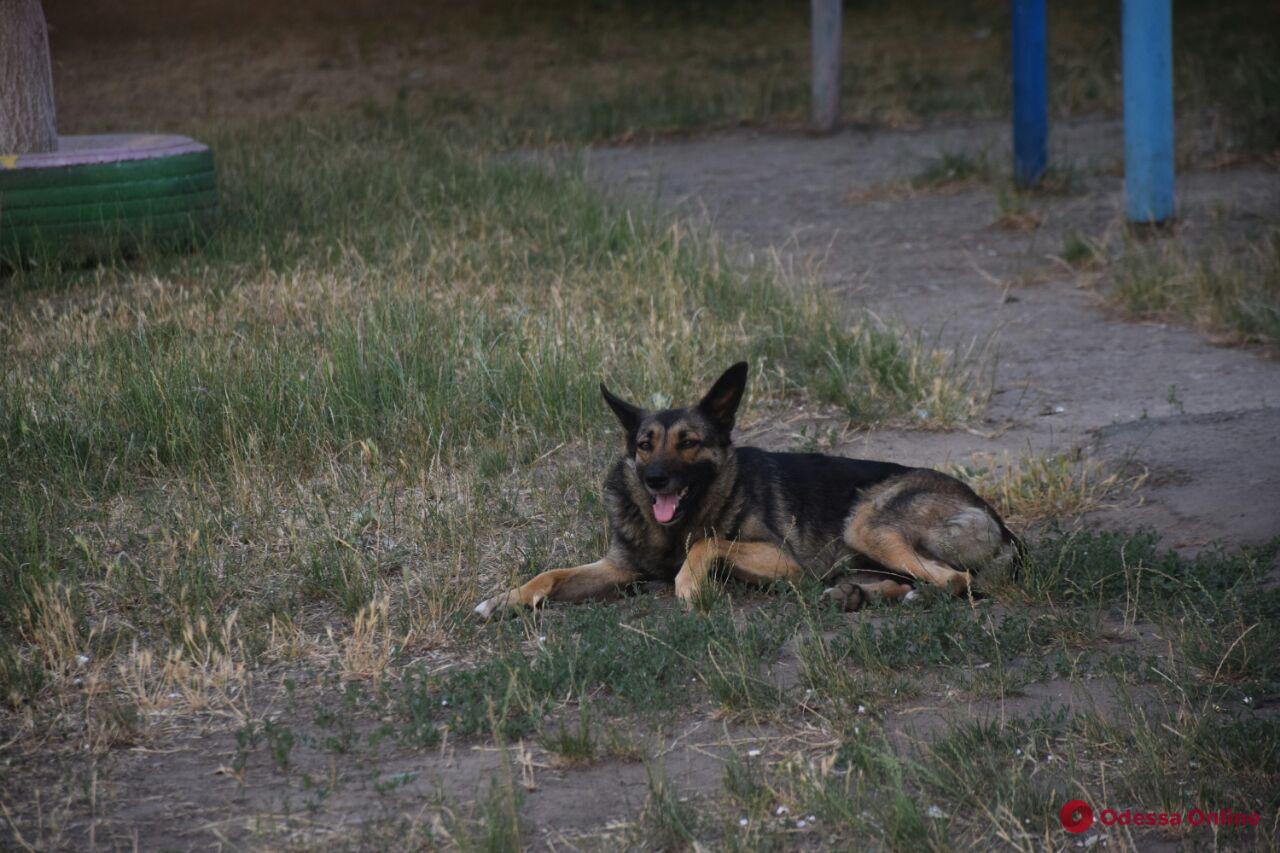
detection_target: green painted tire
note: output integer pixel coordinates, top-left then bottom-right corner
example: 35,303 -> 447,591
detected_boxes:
6,189 -> 219,226
2,171 -> 216,209
0,134 -> 218,258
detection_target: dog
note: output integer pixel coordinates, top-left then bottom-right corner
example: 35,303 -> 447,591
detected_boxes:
474,362 -> 1022,618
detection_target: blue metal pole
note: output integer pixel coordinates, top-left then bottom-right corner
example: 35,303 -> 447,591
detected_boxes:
1123,0 -> 1175,223
1011,0 -> 1048,186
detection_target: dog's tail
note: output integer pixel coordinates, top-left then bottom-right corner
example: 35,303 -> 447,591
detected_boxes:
967,495 -> 1027,583
965,491 -> 1028,583
999,521 -> 1028,582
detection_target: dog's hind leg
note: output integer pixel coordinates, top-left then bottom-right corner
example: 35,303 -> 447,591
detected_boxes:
474,558 -> 640,619
845,516 -> 973,597
674,539 -> 802,608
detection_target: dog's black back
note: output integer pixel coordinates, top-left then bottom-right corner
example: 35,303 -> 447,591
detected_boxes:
731,448 -> 911,539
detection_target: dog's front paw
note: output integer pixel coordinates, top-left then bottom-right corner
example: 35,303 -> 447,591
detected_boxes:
673,572 -> 701,610
473,589 -> 522,620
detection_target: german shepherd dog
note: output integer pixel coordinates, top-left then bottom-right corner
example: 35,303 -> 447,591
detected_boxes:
475,363 -> 1021,618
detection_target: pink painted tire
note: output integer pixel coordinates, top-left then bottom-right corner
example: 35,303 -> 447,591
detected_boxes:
0,134 -> 217,257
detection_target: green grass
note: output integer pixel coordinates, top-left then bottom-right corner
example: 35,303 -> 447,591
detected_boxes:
722,751 -> 774,819
701,635 -> 790,718
704,532 -> 1279,848
873,148 -> 1081,210
792,715 -> 1065,846
1059,230 -> 1105,268
398,593 -> 818,739
539,704 -> 599,765
794,600 -> 1052,717
752,684 -> 1276,848
0,109 -> 989,708
1018,529 -> 1279,611
399,528 -> 1277,768
2,121 -> 981,488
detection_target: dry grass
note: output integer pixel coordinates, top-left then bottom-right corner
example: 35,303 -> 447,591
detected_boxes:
47,0 -> 1280,160
1110,228 -> 1280,348
115,615 -> 250,719
952,449 -> 1147,527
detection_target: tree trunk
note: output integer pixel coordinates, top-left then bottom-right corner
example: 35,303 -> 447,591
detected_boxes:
1,0 -> 58,154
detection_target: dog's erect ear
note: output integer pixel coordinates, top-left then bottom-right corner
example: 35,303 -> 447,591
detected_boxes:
600,384 -> 643,435
696,362 -> 749,435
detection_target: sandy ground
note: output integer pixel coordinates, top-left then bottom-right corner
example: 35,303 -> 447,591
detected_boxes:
581,118 -> 1280,551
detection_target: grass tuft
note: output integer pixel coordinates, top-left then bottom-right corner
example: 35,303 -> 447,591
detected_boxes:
1058,230 -> 1106,269
540,704 -> 599,766
952,449 -> 1145,527
700,638 -> 788,718
910,150 -> 994,191
638,762 -> 701,850
1110,228 -> 1280,347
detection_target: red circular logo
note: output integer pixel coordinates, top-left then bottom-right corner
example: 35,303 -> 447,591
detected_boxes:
1060,800 -> 1094,833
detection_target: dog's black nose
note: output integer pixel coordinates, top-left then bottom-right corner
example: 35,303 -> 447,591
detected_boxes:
644,472 -> 670,491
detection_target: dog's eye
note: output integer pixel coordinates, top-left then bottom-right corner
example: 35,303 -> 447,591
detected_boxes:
677,438 -> 700,450
637,440 -> 653,452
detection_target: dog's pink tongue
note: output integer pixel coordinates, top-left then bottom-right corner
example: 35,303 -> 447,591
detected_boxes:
653,493 -> 680,523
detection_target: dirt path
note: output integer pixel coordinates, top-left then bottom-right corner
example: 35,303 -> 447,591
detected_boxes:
582,118 -> 1280,548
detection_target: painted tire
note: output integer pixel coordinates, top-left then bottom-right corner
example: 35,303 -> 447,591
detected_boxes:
0,134 -> 217,257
